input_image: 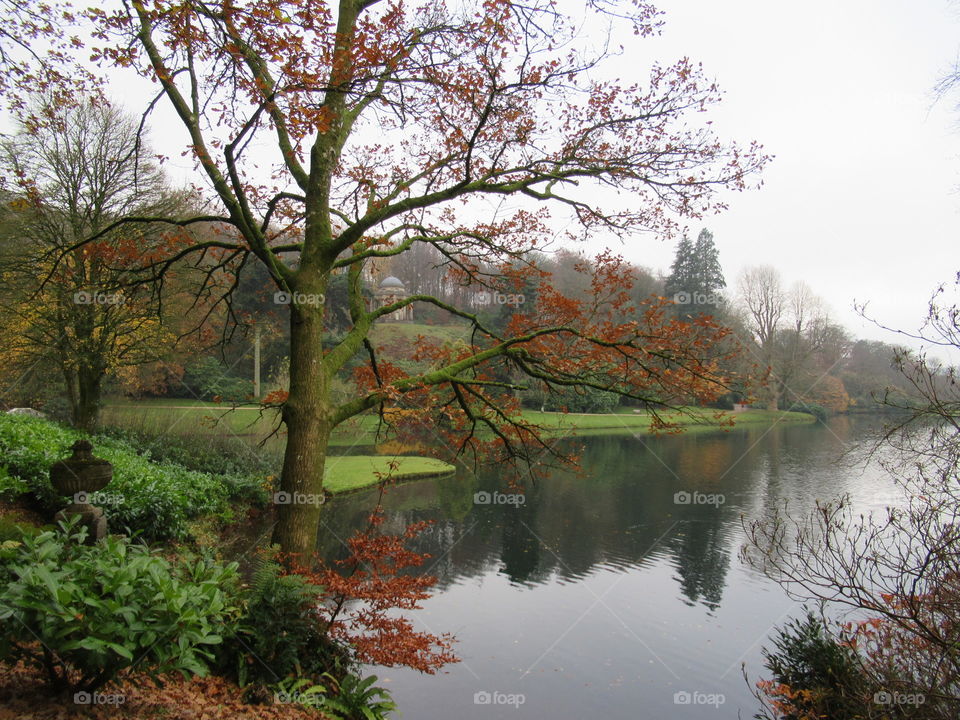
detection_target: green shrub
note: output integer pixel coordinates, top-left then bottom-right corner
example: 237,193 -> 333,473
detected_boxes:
0,520 -> 241,693
101,426 -> 274,477
218,551 -> 350,689
178,357 -> 253,403
759,610 -> 868,720
0,413 -> 78,508
787,402 -> 828,422
94,434 -> 234,538
0,414 -> 236,541
525,383 -> 620,413
0,517 -> 44,543
98,426 -> 272,507
271,675 -> 328,709
0,465 -> 28,501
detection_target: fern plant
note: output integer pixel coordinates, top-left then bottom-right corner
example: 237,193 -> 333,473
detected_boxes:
318,672 -> 398,720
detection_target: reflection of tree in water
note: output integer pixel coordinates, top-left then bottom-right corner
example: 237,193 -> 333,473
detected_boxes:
313,424 -> 843,599
668,517 -> 731,612
499,505 -> 542,584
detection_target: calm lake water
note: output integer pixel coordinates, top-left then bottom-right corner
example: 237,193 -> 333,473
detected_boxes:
317,417 -> 895,719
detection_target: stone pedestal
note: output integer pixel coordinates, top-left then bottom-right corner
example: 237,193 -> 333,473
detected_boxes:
49,439 -> 113,544
55,503 -> 107,543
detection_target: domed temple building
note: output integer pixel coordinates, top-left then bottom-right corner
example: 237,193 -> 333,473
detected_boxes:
371,275 -> 413,322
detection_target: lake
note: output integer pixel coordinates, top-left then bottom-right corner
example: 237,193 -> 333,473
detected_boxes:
316,416 -> 894,719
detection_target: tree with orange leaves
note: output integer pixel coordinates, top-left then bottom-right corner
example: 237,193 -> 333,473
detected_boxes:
58,0 -> 768,557
0,1 -> 99,115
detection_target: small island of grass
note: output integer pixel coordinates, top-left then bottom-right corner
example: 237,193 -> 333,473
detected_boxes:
324,455 -> 456,494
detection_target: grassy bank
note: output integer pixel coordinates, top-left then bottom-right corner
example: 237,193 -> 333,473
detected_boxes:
0,414 -> 455,544
103,398 -> 815,445
100,400 -> 380,448
522,407 -> 816,435
324,455 -> 455,494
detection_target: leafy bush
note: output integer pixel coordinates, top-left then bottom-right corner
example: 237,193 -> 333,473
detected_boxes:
99,426 -> 272,506
94,435 -> 234,539
786,402 -> 828,422
221,520 -> 448,714
177,356 -> 253,403
0,517 -> 43,543
217,551 -> 350,689
271,675 -> 328,710
0,465 -> 28,500
525,383 -> 620,413
108,426 -> 274,477
0,414 -> 235,541
755,610 -> 868,720
0,413 -> 78,509
0,520 -> 241,693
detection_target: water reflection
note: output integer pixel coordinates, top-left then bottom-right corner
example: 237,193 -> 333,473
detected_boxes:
314,417 -> 888,719
320,423 -> 871,597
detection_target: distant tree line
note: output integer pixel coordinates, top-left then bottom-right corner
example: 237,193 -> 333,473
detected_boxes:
0,99 -> 923,423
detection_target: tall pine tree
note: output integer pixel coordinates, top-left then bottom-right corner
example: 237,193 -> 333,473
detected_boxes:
664,234 -> 695,302
665,228 -> 726,317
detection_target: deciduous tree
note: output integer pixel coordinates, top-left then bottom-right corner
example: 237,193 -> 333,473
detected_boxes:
738,265 -> 784,409
0,96 -> 186,429
0,1 -> 98,115
75,0 -> 767,558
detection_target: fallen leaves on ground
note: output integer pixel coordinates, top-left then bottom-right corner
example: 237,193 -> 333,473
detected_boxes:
0,661 -> 330,719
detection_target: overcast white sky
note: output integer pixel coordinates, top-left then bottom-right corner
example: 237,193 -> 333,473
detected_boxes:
608,0 -> 960,346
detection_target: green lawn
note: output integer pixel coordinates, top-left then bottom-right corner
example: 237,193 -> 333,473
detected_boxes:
368,321 -> 472,346
101,399 -> 815,448
519,407 -> 815,434
100,401 -> 281,437
324,455 -> 455,493
104,397 -> 260,409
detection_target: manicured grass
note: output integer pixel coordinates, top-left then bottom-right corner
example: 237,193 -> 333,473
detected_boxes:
726,409 -> 816,424
102,399 -> 816,448
520,407 -> 815,434
101,401 -> 380,446
105,397 -> 260,408
101,401 -> 275,435
323,455 -> 455,494
368,321 -> 472,347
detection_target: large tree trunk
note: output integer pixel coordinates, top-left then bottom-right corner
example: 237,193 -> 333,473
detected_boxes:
272,298 -> 331,562
76,366 -> 103,431
64,365 -> 102,432
760,354 -> 779,412
764,374 -> 780,411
